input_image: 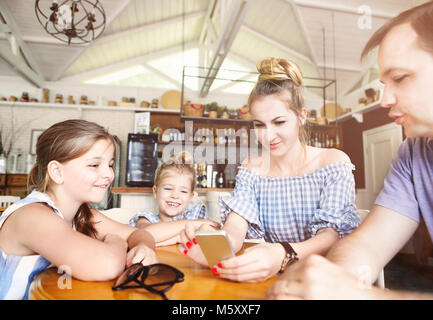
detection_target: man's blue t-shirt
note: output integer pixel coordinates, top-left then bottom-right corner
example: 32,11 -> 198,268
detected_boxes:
375,137 -> 433,240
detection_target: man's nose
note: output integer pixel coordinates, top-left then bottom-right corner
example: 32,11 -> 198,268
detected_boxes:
380,86 -> 397,109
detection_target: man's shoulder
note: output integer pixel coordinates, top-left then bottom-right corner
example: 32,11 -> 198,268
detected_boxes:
397,137 -> 431,160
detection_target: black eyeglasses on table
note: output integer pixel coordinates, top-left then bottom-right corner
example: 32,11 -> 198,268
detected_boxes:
112,263 -> 184,300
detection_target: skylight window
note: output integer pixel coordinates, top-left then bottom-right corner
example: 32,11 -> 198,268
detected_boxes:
148,48 -> 199,90
83,48 -> 255,95
84,65 -> 176,89
85,65 -> 147,84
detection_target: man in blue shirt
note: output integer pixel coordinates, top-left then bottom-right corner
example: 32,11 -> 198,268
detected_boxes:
268,1 -> 433,299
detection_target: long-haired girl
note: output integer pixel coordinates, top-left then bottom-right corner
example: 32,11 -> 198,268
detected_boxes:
0,119 -> 156,299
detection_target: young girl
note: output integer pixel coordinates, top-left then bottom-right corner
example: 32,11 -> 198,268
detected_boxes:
180,57 -> 361,282
0,119 -> 156,300
128,152 -> 218,246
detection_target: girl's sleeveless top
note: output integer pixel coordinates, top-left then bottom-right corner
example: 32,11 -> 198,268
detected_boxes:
0,190 -> 64,300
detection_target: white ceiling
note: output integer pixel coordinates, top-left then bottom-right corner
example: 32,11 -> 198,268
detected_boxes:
0,0 -> 429,101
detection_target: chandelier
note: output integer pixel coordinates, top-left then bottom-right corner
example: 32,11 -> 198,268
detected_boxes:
35,0 -> 106,45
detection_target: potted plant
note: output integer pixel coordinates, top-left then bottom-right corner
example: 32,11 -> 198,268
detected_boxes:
219,106 -> 229,119
207,102 -> 218,118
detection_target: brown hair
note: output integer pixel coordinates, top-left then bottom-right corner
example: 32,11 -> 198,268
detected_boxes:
361,1 -> 433,60
155,152 -> 196,191
248,57 -> 308,145
28,119 -> 115,237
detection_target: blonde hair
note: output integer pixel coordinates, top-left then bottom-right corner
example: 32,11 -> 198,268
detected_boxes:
248,57 -> 308,145
155,152 -> 196,191
28,119 -> 115,237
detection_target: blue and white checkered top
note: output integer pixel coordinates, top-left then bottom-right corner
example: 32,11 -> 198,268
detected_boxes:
0,190 -> 62,300
128,204 -> 206,226
219,162 -> 361,243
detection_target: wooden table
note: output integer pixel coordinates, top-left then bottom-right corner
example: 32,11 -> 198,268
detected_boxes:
29,244 -> 276,300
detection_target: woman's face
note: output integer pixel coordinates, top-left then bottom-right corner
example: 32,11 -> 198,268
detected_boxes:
60,138 -> 115,204
153,170 -> 194,221
250,94 -> 306,156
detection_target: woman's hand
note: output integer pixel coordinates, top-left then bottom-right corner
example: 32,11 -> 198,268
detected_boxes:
177,220 -> 220,267
126,244 -> 158,267
211,242 -> 285,282
266,254 -> 373,300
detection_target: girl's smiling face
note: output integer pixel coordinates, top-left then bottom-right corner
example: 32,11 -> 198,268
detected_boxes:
153,169 -> 194,221
60,138 -> 115,204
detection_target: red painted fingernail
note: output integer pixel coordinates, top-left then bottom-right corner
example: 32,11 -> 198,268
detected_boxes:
218,263 -> 223,268
186,241 -> 192,249
214,273 -> 220,277
211,267 -> 218,273
183,249 -> 188,255
192,238 -> 198,245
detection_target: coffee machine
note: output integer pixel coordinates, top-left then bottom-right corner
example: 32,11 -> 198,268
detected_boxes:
125,133 -> 158,187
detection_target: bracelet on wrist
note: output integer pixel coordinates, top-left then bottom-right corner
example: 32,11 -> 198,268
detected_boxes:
278,242 -> 299,273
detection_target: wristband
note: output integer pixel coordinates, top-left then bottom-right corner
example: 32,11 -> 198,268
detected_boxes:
278,242 -> 298,273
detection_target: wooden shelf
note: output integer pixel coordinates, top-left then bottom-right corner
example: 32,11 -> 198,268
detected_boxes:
333,88 -> 383,123
333,101 -> 381,123
306,122 -> 338,129
0,101 -> 180,114
181,115 -> 252,126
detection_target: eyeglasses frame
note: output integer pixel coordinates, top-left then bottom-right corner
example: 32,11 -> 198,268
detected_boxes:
112,263 -> 184,300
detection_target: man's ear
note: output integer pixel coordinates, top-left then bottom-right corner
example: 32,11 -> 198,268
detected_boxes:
47,160 -> 64,185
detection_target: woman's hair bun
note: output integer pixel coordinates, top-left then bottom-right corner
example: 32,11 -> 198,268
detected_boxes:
257,57 -> 303,86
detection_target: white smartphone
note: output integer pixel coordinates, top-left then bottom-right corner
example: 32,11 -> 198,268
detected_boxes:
195,230 -> 235,268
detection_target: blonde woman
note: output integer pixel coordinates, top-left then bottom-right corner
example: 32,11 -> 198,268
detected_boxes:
181,57 -> 360,282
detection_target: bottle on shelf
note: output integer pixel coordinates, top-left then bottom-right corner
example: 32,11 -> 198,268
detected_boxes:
199,163 -> 207,188
216,170 -> 226,188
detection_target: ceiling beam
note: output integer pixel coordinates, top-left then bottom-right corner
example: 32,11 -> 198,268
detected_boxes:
52,0 -> 134,81
59,41 -> 197,83
199,0 -> 218,44
0,1 -> 44,85
141,62 -> 183,90
96,10 -> 206,46
199,0 -> 252,97
0,24 -> 10,33
0,10 -> 206,46
287,0 -> 319,69
0,34 -> 87,46
241,24 -> 314,65
0,45 -> 43,87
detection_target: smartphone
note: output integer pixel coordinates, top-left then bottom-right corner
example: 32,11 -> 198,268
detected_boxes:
195,230 -> 235,268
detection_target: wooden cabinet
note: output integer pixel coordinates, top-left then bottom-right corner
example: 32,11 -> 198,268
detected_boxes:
0,174 -> 29,198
